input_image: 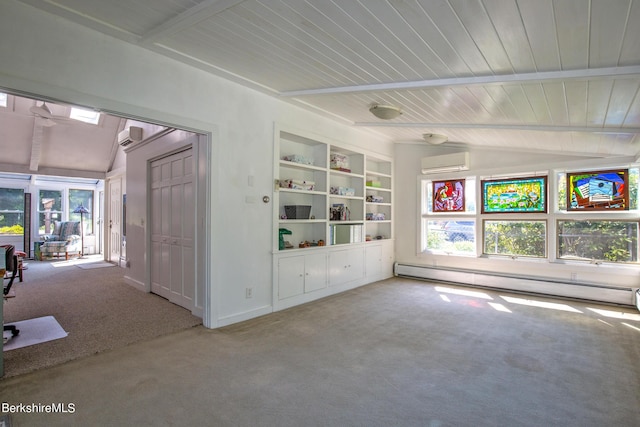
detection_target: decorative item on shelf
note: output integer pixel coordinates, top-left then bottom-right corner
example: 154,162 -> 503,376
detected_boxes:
330,186 -> 355,196
282,154 -> 314,165
278,228 -> 292,250
366,195 -> 384,203
366,213 -> 386,221
330,153 -> 351,172
366,234 -> 372,241
366,180 -> 382,188
279,179 -> 315,191
299,241 -> 311,248
330,204 -> 350,221
317,240 -> 325,246
284,205 -> 311,219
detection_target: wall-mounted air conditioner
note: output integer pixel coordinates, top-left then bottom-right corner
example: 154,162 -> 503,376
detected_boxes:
421,152 -> 469,174
118,126 -> 143,147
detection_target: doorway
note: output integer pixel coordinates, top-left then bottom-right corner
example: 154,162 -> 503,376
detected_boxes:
108,177 -> 123,265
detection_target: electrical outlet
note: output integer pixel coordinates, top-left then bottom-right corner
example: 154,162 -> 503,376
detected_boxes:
245,287 -> 253,298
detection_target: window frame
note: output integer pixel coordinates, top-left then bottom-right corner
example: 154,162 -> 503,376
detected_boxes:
0,186 -> 26,235
419,166 -> 640,266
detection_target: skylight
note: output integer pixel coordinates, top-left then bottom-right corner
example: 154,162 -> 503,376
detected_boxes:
70,106 -> 100,125
0,92 -> 7,108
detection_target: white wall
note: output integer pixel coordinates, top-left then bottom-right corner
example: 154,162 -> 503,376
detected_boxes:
395,143 -> 640,294
0,1 -> 392,327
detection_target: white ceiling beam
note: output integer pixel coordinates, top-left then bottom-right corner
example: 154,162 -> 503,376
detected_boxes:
140,0 -> 246,45
280,66 -> 640,97
0,162 -> 106,180
29,119 -> 44,171
353,122 -> 640,134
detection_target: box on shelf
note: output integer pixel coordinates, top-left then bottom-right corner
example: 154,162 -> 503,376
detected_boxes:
366,180 -> 382,188
366,195 -> 384,203
280,179 -> 315,191
330,153 -> 351,172
330,186 -> 355,196
282,154 -> 314,165
284,205 -> 312,219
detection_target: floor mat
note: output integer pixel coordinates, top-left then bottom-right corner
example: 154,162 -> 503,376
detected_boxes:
77,262 -> 115,269
3,316 -> 68,351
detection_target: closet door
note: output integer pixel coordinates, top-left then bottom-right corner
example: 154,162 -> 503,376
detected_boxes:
150,148 -> 195,310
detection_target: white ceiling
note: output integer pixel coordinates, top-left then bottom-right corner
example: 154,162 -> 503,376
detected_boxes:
0,93 -> 126,178
14,0 -> 640,158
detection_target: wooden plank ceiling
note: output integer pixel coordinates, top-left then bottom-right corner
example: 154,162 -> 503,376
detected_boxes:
17,0 -> 640,158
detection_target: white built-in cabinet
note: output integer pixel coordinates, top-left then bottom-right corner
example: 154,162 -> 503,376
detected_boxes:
272,125 -> 394,310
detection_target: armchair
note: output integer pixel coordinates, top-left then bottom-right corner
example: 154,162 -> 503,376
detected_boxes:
39,221 -> 82,260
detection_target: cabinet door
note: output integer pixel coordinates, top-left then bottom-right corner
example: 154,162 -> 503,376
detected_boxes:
304,253 -> 327,293
329,247 -> 364,286
365,244 -> 382,279
278,256 -> 305,300
329,248 -> 349,286
347,247 -> 364,283
381,241 -> 394,278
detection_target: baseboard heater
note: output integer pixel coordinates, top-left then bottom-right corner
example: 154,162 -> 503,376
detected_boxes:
394,263 -> 637,308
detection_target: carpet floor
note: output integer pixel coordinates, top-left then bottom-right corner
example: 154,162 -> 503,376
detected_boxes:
2,256 -> 202,378
1,277 -> 639,426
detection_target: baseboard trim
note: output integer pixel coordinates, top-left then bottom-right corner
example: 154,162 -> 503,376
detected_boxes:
123,275 -> 145,291
217,305 -> 273,327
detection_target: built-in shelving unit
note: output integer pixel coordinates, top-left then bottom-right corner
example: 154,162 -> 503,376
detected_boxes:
273,125 -> 394,311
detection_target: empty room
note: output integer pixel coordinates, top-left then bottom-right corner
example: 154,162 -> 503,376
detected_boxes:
1,1 -> 639,426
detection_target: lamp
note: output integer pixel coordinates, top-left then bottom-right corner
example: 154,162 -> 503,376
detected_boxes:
73,204 -> 90,258
369,103 -> 403,120
423,133 -> 448,145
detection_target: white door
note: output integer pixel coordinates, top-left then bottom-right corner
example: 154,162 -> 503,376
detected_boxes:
109,178 -> 122,264
150,148 -> 195,310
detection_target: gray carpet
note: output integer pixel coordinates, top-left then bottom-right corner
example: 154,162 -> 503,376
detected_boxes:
1,277 -> 639,426
2,256 -> 202,378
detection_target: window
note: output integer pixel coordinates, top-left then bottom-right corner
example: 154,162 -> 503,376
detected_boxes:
69,189 -> 93,234
425,219 -> 476,254
484,220 -> 546,258
422,178 -> 476,254
558,168 -> 639,210
558,220 -> 638,263
0,92 -> 7,108
0,188 -> 24,235
39,189 -> 62,235
70,107 -> 100,125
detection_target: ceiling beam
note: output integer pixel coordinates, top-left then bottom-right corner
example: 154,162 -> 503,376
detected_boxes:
0,162 -> 106,180
29,119 -> 44,171
353,122 -> 640,134
280,66 -> 640,97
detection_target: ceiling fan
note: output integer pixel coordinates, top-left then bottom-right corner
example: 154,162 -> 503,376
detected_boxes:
29,101 -> 70,127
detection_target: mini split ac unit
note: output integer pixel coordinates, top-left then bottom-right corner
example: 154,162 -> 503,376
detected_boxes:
421,152 -> 469,174
118,126 -> 143,147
